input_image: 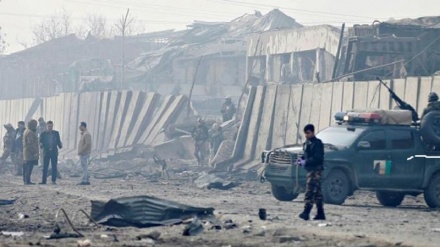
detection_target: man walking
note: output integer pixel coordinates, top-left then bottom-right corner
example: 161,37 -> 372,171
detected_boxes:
39,121 -> 62,185
78,122 -> 92,185
0,123 -> 16,173
11,121 -> 25,176
23,119 -> 39,185
297,124 -> 326,221
191,118 -> 209,166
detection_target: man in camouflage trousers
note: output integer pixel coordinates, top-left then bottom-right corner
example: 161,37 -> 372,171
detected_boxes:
296,124 -> 325,221
422,92 -> 440,118
192,118 -> 209,166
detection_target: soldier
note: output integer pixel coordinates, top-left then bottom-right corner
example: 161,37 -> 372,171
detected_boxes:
23,119 -> 39,185
220,97 -> 236,122
0,123 -> 16,172
192,118 -> 209,166
77,122 -> 92,186
296,124 -> 325,221
208,123 -> 224,166
37,117 -> 47,166
422,92 -> 440,118
11,121 -> 25,176
39,121 -> 62,185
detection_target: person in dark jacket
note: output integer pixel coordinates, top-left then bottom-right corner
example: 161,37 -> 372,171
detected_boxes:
192,118 -> 209,166
39,121 -> 62,185
0,123 -> 16,170
296,124 -> 325,221
220,97 -> 236,122
23,119 -> 39,185
11,121 -> 25,176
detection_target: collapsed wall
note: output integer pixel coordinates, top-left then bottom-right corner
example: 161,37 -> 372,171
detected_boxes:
0,91 -> 189,160
229,76 -> 440,173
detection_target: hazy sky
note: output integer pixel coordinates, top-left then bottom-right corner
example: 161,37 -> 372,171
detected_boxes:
1,0 -> 440,53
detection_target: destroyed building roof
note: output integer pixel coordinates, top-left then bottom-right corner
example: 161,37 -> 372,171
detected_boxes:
251,9 -> 303,32
384,16 -> 440,29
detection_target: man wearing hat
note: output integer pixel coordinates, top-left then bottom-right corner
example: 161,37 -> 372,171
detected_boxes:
11,121 -> 25,176
422,92 -> 440,118
0,123 -> 16,173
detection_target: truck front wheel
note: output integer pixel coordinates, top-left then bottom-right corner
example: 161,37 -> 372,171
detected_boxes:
271,185 -> 299,201
424,174 -> 440,208
376,192 -> 404,207
323,170 -> 350,205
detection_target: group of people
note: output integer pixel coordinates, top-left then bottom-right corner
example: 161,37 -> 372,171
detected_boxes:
0,118 -> 93,186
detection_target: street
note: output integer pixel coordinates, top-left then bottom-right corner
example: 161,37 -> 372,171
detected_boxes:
1,169 -> 439,247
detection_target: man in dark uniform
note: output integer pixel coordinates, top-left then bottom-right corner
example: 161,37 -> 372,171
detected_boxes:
191,118 -> 209,166
11,121 -> 25,176
39,121 -> 62,185
220,97 -> 236,122
422,92 -> 440,118
297,124 -> 325,221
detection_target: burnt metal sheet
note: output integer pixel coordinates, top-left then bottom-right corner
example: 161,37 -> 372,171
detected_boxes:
91,196 -> 214,228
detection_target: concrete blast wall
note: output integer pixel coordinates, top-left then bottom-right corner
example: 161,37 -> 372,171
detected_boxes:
0,91 -> 189,160
233,76 -> 440,171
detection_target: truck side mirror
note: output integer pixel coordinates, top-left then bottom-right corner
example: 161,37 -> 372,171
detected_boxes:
357,141 -> 371,150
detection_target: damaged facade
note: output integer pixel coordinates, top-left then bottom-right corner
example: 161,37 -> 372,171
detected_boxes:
246,25 -> 341,84
336,17 -> 440,81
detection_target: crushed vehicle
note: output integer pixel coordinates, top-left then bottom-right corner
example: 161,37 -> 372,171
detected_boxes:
261,79 -> 440,208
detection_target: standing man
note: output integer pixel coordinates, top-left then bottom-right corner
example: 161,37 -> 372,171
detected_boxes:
220,97 -> 236,122
11,121 -> 25,176
23,119 -> 39,185
0,123 -> 16,173
422,92 -> 440,118
297,124 -> 325,221
191,118 -> 209,166
208,123 -> 224,166
39,121 -> 62,185
37,117 -> 47,166
77,122 -> 92,185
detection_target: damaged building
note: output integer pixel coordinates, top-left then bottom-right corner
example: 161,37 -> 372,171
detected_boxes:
246,25 -> 341,84
336,16 -> 440,81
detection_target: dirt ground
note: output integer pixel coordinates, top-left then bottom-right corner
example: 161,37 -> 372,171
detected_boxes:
1,166 -> 440,247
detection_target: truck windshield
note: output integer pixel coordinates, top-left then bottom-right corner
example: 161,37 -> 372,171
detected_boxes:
316,127 -> 364,149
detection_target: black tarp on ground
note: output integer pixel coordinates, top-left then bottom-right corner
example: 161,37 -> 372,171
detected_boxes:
91,195 -> 214,228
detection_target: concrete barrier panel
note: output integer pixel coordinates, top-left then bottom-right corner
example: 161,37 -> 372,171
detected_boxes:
379,79 -> 392,110
254,85 -> 277,155
108,91 -> 132,151
102,91 -> 121,152
139,95 -> 175,145
97,92 -> 110,151
404,77 -> 419,111
367,80 -> 381,109
298,83 -> 313,142
391,79 -> 406,109
68,94 -> 80,152
353,81 -> 369,110
61,93 -> 72,150
271,85 -> 292,149
432,76 -> 440,93
242,86 -> 265,161
285,84 -> 303,144
89,92 -> 101,151
331,81 -> 344,120
309,83 -> 322,131
319,83 -> 333,131
125,93 -> 160,146
232,87 -> 257,159
148,95 -> 188,146
342,81 -> 354,111
116,91 -> 146,149
418,77 -> 433,115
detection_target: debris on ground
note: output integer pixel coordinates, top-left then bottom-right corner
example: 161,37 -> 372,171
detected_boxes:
91,195 -> 214,228
1,231 -> 24,237
223,219 -> 239,230
258,208 -> 267,220
182,218 -> 204,236
77,239 -> 92,247
0,199 -> 17,206
46,233 -> 81,240
137,230 -> 161,241
194,173 -> 239,190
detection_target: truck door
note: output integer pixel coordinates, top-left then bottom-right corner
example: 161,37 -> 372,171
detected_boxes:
384,129 -> 424,189
355,130 -> 388,188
